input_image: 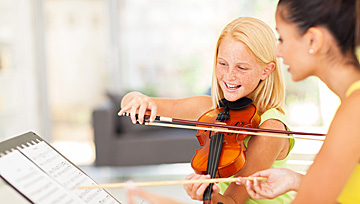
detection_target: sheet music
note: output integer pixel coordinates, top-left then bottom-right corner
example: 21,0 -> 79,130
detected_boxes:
0,177 -> 31,204
0,150 -> 83,204
19,141 -> 119,204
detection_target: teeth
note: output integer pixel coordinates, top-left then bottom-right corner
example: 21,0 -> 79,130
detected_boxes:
226,83 -> 240,89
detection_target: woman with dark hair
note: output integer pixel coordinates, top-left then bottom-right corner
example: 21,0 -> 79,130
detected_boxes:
238,0 -> 360,203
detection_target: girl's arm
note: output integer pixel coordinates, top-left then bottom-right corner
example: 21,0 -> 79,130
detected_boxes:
119,91 -> 213,123
293,91 -> 360,204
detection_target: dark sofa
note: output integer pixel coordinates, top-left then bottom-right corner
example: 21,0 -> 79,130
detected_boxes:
93,94 -> 200,166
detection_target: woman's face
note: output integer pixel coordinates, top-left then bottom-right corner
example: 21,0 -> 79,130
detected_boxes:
216,36 -> 267,102
275,7 -> 314,81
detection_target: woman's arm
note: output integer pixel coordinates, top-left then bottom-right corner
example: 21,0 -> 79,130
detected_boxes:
237,168 -> 303,199
293,92 -> 360,204
119,91 -> 213,123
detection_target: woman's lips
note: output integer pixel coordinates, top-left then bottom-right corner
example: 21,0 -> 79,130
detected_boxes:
283,62 -> 290,72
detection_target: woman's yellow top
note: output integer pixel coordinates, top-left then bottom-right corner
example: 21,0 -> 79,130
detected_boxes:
337,80 -> 360,204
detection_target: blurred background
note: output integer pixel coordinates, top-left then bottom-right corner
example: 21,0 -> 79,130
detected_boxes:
0,0 -> 339,203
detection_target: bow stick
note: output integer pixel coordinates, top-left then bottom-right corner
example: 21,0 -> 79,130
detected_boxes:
121,113 -> 325,137
145,122 -> 324,141
78,176 -> 267,189
121,113 -> 326,141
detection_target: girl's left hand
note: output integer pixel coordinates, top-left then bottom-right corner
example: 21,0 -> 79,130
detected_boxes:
183,173 -> 220,201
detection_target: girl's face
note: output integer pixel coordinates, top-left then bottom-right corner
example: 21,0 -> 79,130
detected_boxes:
216,36 -> 268,102
275,8 -> 314,81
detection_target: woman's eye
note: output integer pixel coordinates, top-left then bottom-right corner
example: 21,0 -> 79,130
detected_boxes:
278,37 -> 283,43
218,62 -> 227,66
238,66 -> 247,70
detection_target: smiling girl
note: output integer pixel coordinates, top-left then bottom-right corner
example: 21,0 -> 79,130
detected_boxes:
119,17 -> 293,204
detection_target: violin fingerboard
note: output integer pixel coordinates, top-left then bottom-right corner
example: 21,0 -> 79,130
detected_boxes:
203,133 -> 224,202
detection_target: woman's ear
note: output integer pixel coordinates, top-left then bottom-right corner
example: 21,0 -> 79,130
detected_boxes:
261,62 -> 275,80
305,27 -> 324,54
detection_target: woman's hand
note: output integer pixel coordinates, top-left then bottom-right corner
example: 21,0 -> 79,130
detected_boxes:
118,92 -> 157,124
236,168 -> 302,199
183,173 -> 220,201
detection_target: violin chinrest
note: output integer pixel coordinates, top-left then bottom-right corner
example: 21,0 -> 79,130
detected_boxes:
219,97 -> 253,110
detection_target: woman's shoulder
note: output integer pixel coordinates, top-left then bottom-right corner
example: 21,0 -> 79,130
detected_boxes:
340,89 -> 360,116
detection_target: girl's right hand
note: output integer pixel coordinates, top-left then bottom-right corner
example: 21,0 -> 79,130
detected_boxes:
118,92 -> 158,124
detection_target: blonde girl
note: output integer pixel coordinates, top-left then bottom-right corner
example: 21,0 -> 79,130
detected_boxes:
120,17 -> 293,204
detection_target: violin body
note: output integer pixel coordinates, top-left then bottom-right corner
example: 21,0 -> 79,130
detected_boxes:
191,103 -> 261,178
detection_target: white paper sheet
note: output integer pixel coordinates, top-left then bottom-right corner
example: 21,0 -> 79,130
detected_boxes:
0,150 -> 83,204
19,141 -> 119,204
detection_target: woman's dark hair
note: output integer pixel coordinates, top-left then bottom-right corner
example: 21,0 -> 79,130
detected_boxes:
277,0 -> 359,57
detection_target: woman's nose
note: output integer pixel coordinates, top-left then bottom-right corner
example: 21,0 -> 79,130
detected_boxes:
275,44 -> 282,58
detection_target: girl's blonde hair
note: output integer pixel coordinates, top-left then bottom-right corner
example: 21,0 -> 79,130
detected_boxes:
211,17 -> 285,114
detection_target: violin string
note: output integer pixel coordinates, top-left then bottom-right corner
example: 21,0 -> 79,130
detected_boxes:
204,133 -> 213,200
207,130 -> 214,176
212,134 -> 221,176
213,134 -> 222,175
144,122 -> 325,141
209,134 -> 217,176
213,134 -> 224,199
208,133 -> 221,200
204,133 -> 223,200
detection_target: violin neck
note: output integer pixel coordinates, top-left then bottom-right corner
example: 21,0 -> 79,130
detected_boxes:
204,200 -> 226,204
203,133 -> 224,202
203,183 -> 214,203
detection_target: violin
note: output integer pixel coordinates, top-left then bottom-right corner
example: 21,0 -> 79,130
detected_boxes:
191,98 -> 260,178
191,97 -> 260,203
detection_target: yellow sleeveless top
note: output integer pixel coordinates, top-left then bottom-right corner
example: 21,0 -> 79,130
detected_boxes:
337,80 -> 360,204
